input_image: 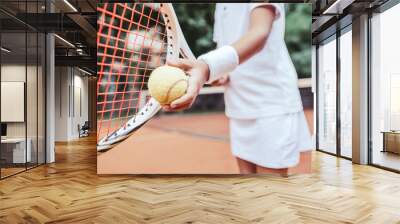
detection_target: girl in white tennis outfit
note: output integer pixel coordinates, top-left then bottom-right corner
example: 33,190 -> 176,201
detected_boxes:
165,3 -> 313,174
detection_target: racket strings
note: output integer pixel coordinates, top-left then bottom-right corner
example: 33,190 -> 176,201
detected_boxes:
97,3 -> 168,141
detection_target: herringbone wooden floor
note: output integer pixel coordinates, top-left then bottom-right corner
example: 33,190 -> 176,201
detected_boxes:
1,135 -> 400,224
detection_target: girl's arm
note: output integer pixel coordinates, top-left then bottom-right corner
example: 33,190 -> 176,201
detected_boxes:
232,5 -> 276,64
164,6 -> 276,111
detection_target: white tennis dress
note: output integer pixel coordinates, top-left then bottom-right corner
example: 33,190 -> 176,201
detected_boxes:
213,3 -> 313,168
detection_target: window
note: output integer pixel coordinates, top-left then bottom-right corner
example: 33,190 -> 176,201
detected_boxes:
339,29 -> 352,158
317,36 -> 337,154
0,0 -> 46,179
370,3 -> 400,171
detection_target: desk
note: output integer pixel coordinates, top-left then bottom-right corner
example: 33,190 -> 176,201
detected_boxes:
382,131 -> 400,154
1,138 -> 31,163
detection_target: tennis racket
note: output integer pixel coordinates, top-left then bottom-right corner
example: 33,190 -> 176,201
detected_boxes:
97,3 -> 195,152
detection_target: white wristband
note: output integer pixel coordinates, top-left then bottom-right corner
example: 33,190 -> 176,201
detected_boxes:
198,45 -> 239,83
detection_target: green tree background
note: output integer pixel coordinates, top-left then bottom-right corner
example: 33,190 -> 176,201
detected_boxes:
173,3 -> 311,78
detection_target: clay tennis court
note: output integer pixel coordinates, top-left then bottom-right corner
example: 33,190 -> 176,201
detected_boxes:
98,109 -> 314,174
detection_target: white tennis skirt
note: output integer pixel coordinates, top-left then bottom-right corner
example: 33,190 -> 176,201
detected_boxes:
229,111 -> 313,169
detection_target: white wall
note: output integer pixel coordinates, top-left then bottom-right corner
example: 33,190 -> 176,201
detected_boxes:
1,65 -> 25,139
55,66 -> 69,141
78,72 -> 89,137
54,67 -> 89,141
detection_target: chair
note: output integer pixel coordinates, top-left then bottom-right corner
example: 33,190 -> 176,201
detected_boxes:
78,121 -> 90,138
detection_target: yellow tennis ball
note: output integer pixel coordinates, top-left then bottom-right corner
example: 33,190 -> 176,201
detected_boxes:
148,65 -> 188,105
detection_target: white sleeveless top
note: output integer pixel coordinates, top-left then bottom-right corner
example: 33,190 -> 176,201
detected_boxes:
213,3 -> 303,119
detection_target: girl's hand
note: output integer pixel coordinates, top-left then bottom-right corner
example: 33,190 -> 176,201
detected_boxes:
210,74 -> 229,86
163,59 -> 209,112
